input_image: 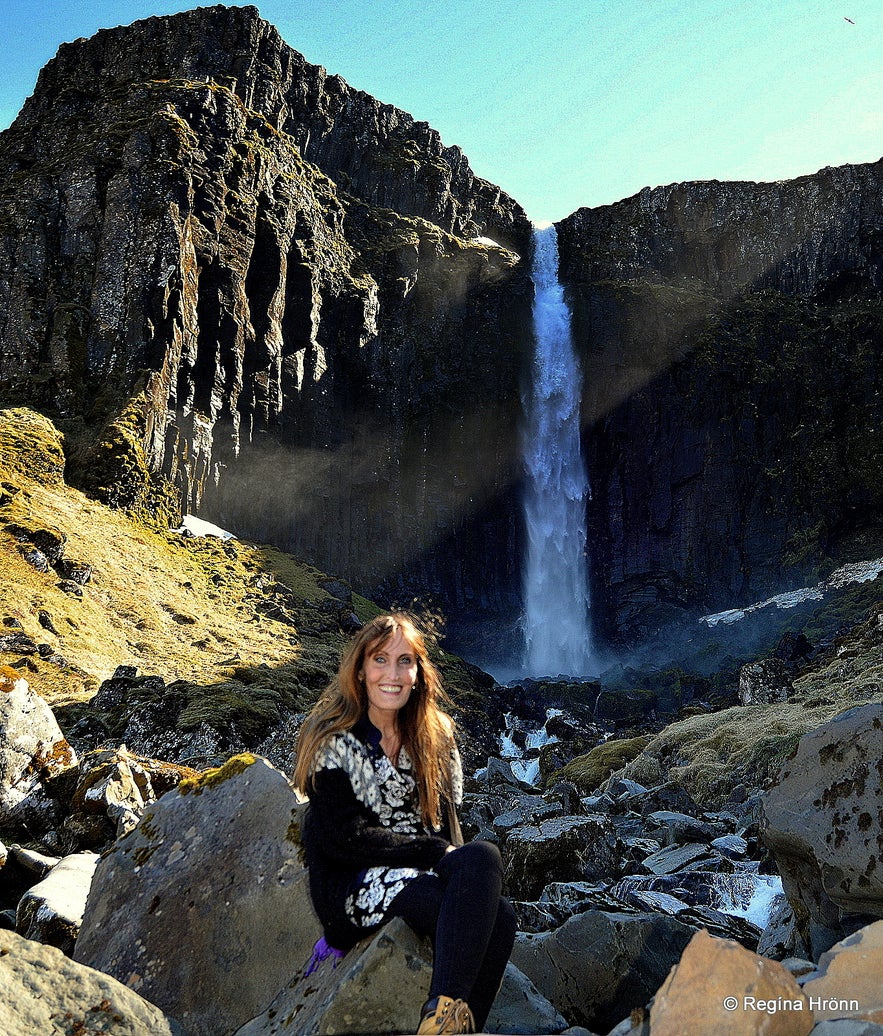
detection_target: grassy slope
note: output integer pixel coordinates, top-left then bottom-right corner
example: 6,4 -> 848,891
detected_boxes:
0,407 -> 353,708
556,605 -> 883,807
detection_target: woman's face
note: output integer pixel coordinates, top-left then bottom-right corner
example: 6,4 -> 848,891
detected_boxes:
359,629 -> 419,728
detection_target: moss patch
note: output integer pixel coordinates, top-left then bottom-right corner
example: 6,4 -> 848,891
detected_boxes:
177,752 -> 258,795
550,735 -> 652,793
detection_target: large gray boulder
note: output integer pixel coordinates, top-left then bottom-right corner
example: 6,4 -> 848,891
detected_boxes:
503,814 -> 620,900
0,668 -> 77,831
234,917 -> 566,1036
74,754 -> 321,1036
510,909 -> 694,1033
0,929 -> 183,1036
15,851 -> 98,954
761,703 -> 883,957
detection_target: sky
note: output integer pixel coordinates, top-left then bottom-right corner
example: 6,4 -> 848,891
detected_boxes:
1,0 -> 881,222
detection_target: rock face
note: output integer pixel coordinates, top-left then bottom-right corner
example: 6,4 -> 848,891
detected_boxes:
761,703 -> 883,958
0,929 -> 183,1036
74,755 -> 320,1036
510,909 -> 694,1032
2,3 -> 882,651
0,5 -> 532,661
557,162 -> 883,643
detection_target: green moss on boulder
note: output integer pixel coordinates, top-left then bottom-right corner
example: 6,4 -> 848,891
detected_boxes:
550,735 -> 652,793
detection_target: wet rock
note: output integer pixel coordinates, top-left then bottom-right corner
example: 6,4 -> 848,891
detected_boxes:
645,810 -> 725,846
0,929 -> 183,1036
739,658 -> 793,705
15,851 -> 98,954
511,909 -> 694,1032
640,842 -> 719,876
74,756 -> 319,1036
648,928 -> 812,1036
761,703 -> 883,957
758,894 -> 810,961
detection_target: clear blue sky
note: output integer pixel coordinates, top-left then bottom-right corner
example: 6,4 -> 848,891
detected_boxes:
2,0 -> 881,222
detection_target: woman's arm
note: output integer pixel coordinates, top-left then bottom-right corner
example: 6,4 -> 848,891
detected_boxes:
308,766 -> 450,868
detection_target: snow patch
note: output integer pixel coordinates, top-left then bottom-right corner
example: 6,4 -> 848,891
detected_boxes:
701,556 -> 883,627
171,515 -> 236,540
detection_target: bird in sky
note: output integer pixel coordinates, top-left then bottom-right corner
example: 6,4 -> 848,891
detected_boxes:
844,16 -> 855,23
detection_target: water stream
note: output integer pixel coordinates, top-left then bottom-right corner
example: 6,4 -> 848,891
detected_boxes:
522,223 -> 595,676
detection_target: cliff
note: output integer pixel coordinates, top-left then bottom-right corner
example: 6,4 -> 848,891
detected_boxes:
2,4 -> 881,656
556,165 -> 883,643
0,5 -> 532,655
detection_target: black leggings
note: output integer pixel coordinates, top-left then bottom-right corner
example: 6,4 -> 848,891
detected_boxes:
386,840 -> 517,1031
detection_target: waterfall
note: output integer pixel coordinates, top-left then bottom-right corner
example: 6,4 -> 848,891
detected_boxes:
522,223 -> 595,676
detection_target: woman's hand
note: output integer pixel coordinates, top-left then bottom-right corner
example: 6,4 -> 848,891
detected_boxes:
445,844 -> 458,854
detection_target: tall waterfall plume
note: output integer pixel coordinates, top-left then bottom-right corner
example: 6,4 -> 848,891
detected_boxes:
521,223 -> 595,676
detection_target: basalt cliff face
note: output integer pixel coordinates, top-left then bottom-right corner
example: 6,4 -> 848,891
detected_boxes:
1,4 -> 881,657
0,5 -> 533,652
557,165 -> 883,643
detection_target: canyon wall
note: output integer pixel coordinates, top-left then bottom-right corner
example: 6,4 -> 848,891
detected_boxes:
0,5 -> 533,658
1,4 -> 881,656
557,165 -> 883,643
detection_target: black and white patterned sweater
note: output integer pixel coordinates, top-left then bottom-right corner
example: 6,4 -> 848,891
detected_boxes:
302,714 -> 464,951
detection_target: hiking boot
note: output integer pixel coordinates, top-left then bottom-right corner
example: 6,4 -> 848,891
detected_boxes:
416,995 -> 475,1034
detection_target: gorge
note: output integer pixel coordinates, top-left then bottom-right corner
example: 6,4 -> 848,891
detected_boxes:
0,4 -> 881,673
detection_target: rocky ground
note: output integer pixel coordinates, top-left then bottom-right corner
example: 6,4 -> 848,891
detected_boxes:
2,404 -> 883,1034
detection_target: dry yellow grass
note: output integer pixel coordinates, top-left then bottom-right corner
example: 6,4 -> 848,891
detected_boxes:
0,407 -> 347,706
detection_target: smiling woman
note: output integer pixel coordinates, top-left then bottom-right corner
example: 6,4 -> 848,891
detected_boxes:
293,613 -> 515,1034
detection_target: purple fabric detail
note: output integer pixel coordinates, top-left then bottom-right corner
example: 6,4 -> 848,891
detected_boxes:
304,936 -> 346,977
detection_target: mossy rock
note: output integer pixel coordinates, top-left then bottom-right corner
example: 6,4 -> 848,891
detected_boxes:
549,735 -> 652,793
177,752 -> 259,795
0,408 -> 66,485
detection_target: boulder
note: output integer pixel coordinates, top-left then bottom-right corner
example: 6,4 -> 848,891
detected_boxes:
487,962 -> 569,1035
758,893 -> 809,961
15,851 -> 98,954
647,928 -> 812,1036
503,815 -> 621,900
802,920 -> 883,1024
808,1023 -> 883,1036
71,746 -> 160,838
234,918 -> 433,1036
74,755 -> 321,1036
510,909 -> 694,1032
0,667 -> 77,832
640,842 -> 718,875
0,929 -> 183,1036
645,810 -> 725,846
233,917 -> 564,1036
761,704 -> 883,956
738,658 -> 793,705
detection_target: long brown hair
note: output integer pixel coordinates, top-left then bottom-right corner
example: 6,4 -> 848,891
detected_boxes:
293,613 -> 456,828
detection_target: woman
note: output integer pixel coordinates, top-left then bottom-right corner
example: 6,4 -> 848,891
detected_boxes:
294,612 -> 516,1035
